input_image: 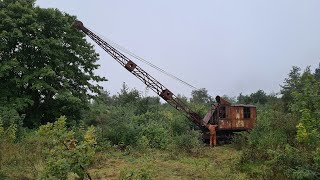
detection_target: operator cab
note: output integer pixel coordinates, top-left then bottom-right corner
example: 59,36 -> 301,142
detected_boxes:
213,96 -> 256,131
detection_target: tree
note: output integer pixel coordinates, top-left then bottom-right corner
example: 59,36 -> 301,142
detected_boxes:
237,93 -> 251,104
135,96 -> 160,115
314,63 -> 320,82
176,94 -> 188,104
190,88 -> 213,105
114,82 -> 141,106
250,90 -> 268,104
281,66 -> 302,112
290,67 -> 320,148
222,95 -> 237,103
0,0 -> 106,127
237,90 -> 269,105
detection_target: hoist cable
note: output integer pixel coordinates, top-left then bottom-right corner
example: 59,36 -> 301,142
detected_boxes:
89,28 -> 198,90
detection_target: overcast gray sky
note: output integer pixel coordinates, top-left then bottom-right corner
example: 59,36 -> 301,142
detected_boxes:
36,0 -> 320,98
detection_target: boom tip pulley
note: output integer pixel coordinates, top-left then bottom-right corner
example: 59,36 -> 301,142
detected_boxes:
73,20 -> 88,32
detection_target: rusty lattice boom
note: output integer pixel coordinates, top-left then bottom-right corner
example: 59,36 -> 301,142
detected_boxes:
73,20 -> 203,127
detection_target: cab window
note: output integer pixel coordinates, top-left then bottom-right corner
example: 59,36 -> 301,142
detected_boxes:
219,106 -> 226,118
244,107 -> 251,119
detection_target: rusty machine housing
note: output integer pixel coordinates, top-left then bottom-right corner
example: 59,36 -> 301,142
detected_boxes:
204,96 -> 256,141
214,96 -> 256,130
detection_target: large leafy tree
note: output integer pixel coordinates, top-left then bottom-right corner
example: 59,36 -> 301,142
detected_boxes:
0,0 -> 106,127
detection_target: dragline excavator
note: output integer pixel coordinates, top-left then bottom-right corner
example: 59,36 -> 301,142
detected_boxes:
73,20 -> 257,146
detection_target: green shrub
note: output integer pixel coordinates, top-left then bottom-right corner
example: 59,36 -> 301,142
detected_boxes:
0,121 -> 44,179
141,122 -> 170,149
120,167 -> 152,180
98,105 -> 141,147
172,130 -> 202,153
236,102 -> 300,178
38,116 -> 97,179
137,135 -> 150,150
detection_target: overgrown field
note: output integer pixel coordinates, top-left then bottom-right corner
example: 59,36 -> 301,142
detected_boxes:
1,65 -> 320,179
1,1 -> 319,179
0,115 -> 244,179
90,146 -> 246,180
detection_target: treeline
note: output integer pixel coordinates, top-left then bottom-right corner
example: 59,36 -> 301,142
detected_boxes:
82,83 -> 206,151
235,65 -> 320,179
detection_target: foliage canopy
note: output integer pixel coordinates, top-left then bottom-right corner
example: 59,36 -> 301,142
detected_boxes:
0,0 -> 106,128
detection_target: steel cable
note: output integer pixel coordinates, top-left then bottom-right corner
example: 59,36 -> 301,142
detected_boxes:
89,28 -> 198,90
